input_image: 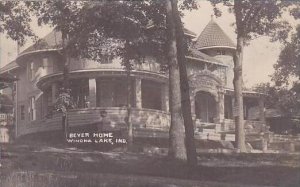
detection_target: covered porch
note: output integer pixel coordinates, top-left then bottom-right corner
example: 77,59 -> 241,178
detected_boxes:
38,71 -> 169,130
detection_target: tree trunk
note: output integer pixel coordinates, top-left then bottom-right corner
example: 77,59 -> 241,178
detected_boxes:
126,66 -> 133,148
166,0 -> 187,161
233,36 -> 247,152
171,0 -> 197,166
62,35 -> 70,140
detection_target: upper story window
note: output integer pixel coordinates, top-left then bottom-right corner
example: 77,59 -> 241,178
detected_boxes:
42,57 -> 48,68
28,62 -> 34,80
20,105 -> 25,120
29,96 -> 36,121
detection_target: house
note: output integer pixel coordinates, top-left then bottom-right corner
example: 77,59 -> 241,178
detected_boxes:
0,73 -> 16,143
0,19 -> 267,140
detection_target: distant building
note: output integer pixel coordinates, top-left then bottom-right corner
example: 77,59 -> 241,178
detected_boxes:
0,19 -> 267,140
0,73 -> 16,143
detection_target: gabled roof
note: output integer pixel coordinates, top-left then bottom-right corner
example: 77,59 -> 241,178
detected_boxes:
194,19 -> 235,50
0,61 -> 19,74
19,29 -> 62,56
183,28 -> 197,38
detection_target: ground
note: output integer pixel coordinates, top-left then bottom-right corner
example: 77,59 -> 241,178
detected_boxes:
1,140 -> 300,187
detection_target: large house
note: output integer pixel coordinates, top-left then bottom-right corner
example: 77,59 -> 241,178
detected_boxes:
0,19 -> 268,141
0,74 -> 16,143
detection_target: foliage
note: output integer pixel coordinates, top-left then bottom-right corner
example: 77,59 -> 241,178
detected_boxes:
27,0 -> 196,65
272,25 -> 300,86
253,82 -> 300,116
210,0 -> 291,43
0,1 -> 35,45
54,88 -> 75,114
28,0 -> 198,160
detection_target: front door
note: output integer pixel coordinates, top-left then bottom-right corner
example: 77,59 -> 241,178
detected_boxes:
195,91 -> 216,123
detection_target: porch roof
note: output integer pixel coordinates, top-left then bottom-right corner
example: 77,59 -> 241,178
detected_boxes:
225,88 -> 266,98
186,49 -> 227,67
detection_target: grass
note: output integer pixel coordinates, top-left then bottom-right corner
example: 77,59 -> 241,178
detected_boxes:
1,142 -> 300,187
1,131 -> 300,187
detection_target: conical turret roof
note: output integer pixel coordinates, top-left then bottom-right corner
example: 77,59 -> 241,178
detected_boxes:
194,19 -> 235,50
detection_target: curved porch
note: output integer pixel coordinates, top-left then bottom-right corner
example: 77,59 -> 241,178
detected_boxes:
18,107 -> 170,136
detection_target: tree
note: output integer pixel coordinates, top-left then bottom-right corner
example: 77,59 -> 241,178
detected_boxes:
210,0 -> 290,152
253,82 -> 300,116
28,1 -> 87,138
170,0 -> 197,165
58,0 -> 197,162
29,0 -> 197,163
0,1 -> 35,46
165,0 -> 187,161
272,25 -> 300,86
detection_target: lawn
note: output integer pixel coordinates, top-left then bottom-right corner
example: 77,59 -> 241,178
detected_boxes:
1,142 -> 300,187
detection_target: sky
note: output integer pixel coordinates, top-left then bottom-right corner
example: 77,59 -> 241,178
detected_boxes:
0,1 -> 299,88
182,1 -> 299,88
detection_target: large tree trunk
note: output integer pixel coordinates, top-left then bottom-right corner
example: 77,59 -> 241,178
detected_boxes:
171,0 -> 197,166
233,35 -> 247,152
166,0 -> 187,161
233,0 -> 247,152
126,65 -> 133,148
62,35 -> 70,140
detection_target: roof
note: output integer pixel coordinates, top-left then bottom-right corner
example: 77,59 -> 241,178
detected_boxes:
0,61 -> 19,74
225,88 -> 265,98
194,19 -> 236,50
187,48 -> 226,66
19,29 -> 62,56
265,109 -> 282,118
183,28 -> 197,38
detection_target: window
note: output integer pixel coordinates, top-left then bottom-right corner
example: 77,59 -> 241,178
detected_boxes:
28,62 -> 34,80
224,95 -> 233,119
29,96 -> 36,121
96,78 -> 134,107
20,105 -> 25,120
141,80 -> 162,110
70,79 -> 89,108
42,57 -> 48,68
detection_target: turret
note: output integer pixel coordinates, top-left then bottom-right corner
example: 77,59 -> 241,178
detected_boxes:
194,18 -> 236,88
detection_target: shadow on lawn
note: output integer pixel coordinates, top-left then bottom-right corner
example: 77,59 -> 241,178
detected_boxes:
2,148 -> 300,187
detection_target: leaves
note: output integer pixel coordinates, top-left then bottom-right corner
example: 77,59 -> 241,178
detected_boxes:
253,82 -> 300,116
272,25 -> 300,86
0,1 -> 35,46
54,88 -> 75,113
209,0 -> 292,42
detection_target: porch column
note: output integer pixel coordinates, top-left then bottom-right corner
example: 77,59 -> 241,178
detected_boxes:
88,78 -> 97,108
135,78 -> 142,108
190,91 -> 197,125
51,82 -> 57,104
218,91 -> 225,123
259,97 -> 265,124
231,96 -> 236,118
161,83 -> 169,112
190,93 -> 195,115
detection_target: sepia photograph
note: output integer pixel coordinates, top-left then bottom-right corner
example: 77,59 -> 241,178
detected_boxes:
0,0 -> 300,186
